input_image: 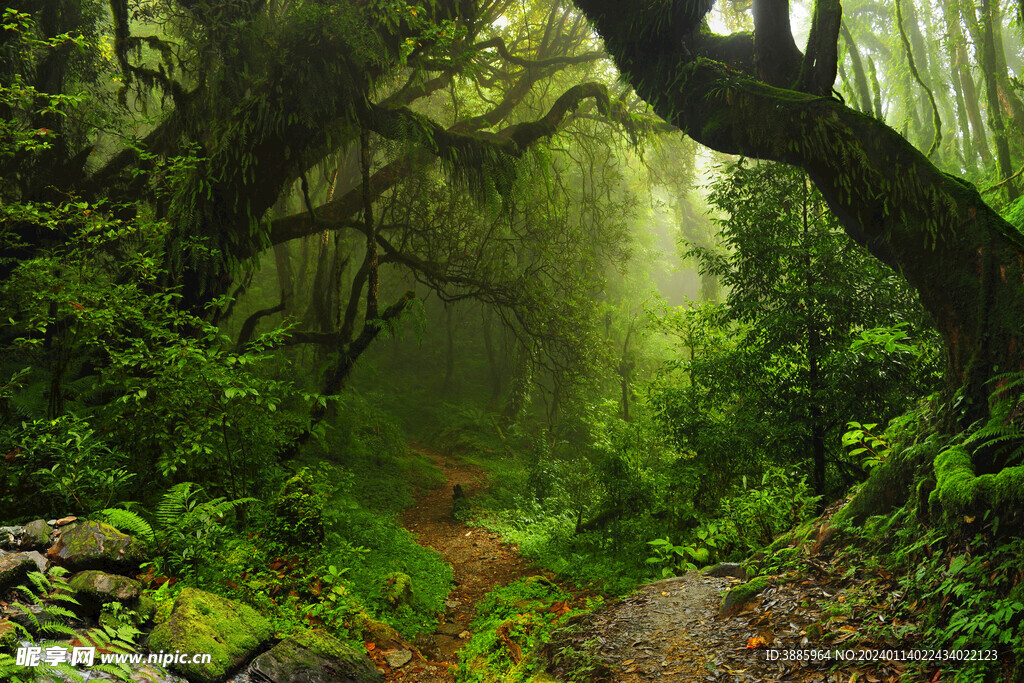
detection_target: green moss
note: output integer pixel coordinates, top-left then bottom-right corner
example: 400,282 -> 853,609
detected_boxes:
136,595 -> 157,624
47,521 -> 149,571
764,520 -> 815,554
146,588 -> 273,683
720,576 -> 769,617
292,629 -> 348,659
928,445 -> 1024,521
832,449 -> 919,529
68,570 -> 141,602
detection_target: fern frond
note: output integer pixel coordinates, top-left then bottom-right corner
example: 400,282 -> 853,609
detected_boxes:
14,588 -> 43,608
156,482 -> 197,528
97,508 -> 154,543
209,497 -> 257,517
41,605 -> 77,620
38,622 -> 77,638
91,663 -> 132,680
49,592 -> 81,605
41,661 -> 86,683
76,630 -> 97,648
26,570 -> 49,593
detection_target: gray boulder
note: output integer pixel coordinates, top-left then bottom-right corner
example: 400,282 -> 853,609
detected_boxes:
21,520 -> 52,550
45,521 -> 149,572
0,526 -> 24,550
0,552 -> 36,593
246,630 -> 382,683
68,570 -> 142,616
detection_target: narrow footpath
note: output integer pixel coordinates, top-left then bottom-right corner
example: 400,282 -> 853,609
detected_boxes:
373,448 -> 928,683
378,446 -> 544,682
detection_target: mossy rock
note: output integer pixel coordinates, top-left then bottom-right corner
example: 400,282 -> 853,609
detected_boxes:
68,570 -> 142,615
928,446 -> 1024,522
247,630 -> 382,683
382,572 -> 413,607
351,609 -> 402,648
21,520 -> 51,550
720,577 -> 770,618
147,587 -> 273,683
0,553 -> 36,593
45,521 -> 149,572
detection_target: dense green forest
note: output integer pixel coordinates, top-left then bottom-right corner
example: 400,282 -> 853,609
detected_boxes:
1,0 -> 1024,681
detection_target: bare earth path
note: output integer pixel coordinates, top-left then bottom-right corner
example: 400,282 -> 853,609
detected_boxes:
378,446 -> 542,682
375,447 -> 922,683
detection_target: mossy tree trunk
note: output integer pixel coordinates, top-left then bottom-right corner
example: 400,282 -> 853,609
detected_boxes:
572,0 -> 1024,472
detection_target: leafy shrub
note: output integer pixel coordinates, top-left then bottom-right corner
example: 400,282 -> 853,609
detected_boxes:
456,577 -> 587,683
272,467 -> 327,544
646,467 -> 819,576
3,416 -> 134,518
144,482 -> 256,581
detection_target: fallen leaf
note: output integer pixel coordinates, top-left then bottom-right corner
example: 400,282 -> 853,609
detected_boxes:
746,636 -> 768,649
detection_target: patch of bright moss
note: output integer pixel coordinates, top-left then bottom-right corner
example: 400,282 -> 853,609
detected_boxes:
720,576 -> 769,617
928,446 -> 1024,521
146,587 -> 272,683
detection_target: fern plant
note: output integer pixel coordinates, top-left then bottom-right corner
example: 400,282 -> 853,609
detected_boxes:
962,371 -> 1024,468
95,507 -> 154,544
12,568 -> 80,640
0,565 -> 137,683
150,482 -> 256,581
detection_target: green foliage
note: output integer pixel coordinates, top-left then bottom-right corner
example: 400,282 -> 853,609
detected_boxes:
148,482 -> 256,581
323,492 -> 453,637
3,416 -> 134,517
652,161 -> 940,501
961,370 -> 1024,469
645,468 -> 819,576
11,568 -> 79,640
645,535 -> 710,576
96,507 -> 154,544
272,467 -> 327,545
842,421 -> 893,471
456,577 -> 592,683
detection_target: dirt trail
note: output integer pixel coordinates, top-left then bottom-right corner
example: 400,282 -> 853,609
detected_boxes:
375,448 -> 916,683
378,446 -> 541,682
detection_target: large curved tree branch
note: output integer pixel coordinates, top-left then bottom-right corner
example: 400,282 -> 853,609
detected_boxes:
573,0 -> 1024,437
267,81 -> 655,249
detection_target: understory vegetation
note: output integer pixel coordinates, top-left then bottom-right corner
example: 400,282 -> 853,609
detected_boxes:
3,0 -> 1024,682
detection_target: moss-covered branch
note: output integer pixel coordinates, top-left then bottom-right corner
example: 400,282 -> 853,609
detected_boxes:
929,446 -> 1024,520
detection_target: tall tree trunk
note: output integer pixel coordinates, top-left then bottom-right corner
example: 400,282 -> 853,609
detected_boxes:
840,23 -> 873,117
940,0 -> 979,171
978,0 -> 1019,200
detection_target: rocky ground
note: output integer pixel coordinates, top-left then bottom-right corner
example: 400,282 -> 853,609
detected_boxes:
0,517 -> 382,683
